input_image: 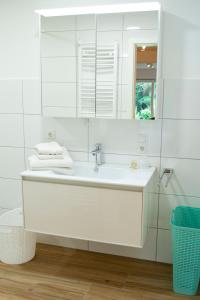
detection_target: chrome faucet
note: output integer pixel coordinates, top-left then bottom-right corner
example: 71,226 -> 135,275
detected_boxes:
91,143 -> 103,171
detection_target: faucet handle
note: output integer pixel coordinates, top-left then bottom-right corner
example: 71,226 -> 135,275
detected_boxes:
95,143 -> 102,150
91,143 -> 102,155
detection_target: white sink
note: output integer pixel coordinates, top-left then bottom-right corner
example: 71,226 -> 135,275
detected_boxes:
72,164 -> 130,180
21,162 -> 156,191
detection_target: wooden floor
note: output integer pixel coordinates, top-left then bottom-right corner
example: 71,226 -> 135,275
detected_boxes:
0,244 -> 198,300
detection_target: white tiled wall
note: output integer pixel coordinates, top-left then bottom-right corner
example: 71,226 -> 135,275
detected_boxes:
89,119 -> 161,156
0,0 -> 200,264
23,80 -> 41,115
0,80 -> 23,113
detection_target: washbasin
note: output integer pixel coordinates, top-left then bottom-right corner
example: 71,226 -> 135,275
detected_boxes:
21,162 -> 156,191
72,164 -> 130,180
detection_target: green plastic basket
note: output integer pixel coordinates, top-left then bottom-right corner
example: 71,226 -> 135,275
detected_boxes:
171,206 -> 200,296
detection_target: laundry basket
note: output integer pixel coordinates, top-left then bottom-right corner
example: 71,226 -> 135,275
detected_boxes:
0,208 -> 36,264
171,206 -> 200,295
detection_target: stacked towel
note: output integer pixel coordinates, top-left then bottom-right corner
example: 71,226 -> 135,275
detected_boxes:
29,142 -> 74,173
34,142 -> 64,155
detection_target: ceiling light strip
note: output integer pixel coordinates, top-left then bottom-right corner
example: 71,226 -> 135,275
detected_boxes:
35,2 -> 160,17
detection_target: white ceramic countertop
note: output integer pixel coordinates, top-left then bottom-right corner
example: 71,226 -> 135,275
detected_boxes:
21,162 -> 156,191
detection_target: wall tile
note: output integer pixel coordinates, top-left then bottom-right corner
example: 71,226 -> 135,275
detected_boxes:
41,31 -> 76,57
42,83 -> 76,108
89,152 -> 160,168
76,15 -> 96,30
89,119 -> 161,156
42,57 -> 76,82
89,228 -> 157,261
157,229 -> 172,264
23,79 -> 41,114
162,119 -> 200,159
0,115 -> 24,147
42,118 -> 89,152
121,58 -> 128,84
0,178 -> 22,209
69,151 -> 88,162
97,31 -> 123,57
23,148 -> 32,170
76,30 -> 96,44
158,194 -> 200,230
97,13 -> 123,31
120,84 -> 133,119
0,80 -> 22,113
123,11 -> 158,30
163,12 -> 200,78
41,16 -> 76,32
163,79 -> 200,119
24,115 -> 42,148
43,107 -> 76,118
0,208 -> 9,215
160,157 -> 200,198
149,193 -> 159,228
0,147 -> 24,179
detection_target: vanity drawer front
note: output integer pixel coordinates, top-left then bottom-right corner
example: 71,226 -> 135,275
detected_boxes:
23,181 -> 143,247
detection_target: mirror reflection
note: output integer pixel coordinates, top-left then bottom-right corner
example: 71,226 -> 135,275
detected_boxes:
40,7 -> 160,120
135,44 -> 157,120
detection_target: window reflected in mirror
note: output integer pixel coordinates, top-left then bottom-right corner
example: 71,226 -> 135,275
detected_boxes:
135,45 -> 157,120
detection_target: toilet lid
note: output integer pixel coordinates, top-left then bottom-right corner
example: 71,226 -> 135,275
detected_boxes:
0,208 -> 23,227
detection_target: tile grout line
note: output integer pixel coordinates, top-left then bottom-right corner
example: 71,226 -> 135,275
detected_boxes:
158,192 -> 200,199
2,111 -> 200,121
0,146 -> 25,149
75,15 -> 78,119
41,28 -> 157,34
21,80 -> 27,170
0,206 -> 17,211
0,112 -> 40,115
9,146 -> 200,162
0,177 -> 21,181
162,117 -> 200,121
155,80 -> 165,261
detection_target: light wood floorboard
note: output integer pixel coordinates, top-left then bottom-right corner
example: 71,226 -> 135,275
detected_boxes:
0,243 -> 198,300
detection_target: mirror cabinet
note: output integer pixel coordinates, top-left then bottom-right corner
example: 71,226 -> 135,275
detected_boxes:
40,5 -> 161,120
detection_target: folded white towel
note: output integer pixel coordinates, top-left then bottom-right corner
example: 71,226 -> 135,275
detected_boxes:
30,167 -> 74,176
36,153 -> 64,160
34,142 -> 64,155
52,168 -> 75,175
29,152 -> 74,169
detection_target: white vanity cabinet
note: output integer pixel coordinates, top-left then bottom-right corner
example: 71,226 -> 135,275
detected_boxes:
22,180 -> 152,248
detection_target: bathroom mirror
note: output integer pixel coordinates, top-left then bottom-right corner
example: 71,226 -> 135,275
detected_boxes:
40,14 -> 96,118
39,2 -> 161,120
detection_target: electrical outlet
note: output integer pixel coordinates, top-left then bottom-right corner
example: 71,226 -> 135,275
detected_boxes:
47,131 -> 56,141
137,133 -> 148,154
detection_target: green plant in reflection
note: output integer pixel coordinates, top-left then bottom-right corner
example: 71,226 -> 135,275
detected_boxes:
135,82 -> 155,120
